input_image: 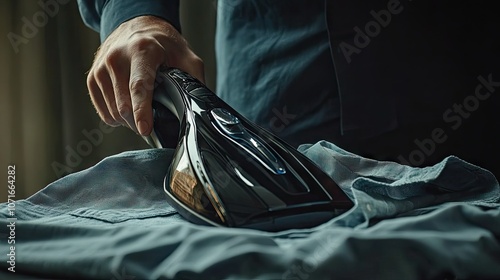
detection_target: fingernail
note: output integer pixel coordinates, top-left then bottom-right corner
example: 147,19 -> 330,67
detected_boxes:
138,120 -> 149,135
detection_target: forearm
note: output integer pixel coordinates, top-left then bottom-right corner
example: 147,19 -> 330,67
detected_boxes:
76,0 -> 181,42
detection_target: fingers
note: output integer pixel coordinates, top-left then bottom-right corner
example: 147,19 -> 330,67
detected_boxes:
87,70 -> 119,127
88,39 -> 161,136
180,54 -> 206,85
88,50 -> 205,136
85,15 -> 206,137
89,60 -> 135,131
107,57 -> 137,133
129,42 -> 164,136
129,70 -> 154,136
165,37 -> 206,84
95,67 -> 123,125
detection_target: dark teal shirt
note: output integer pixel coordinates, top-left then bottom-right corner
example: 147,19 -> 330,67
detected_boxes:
215,0 -> 340,147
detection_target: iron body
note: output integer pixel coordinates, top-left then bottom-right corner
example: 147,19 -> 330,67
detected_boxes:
144,67 -> 354,231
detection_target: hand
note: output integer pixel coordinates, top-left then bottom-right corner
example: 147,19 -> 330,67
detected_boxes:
86,15 -> 205,135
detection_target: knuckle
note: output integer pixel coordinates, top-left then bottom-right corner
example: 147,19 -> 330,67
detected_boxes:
109,109 -> 121,120
86,71 -> 96,88
117,104 -> 131,118
104,49 -> 123,67
130,37 -> 159,53
93,66 -> 109,83
132,67 -> 156,90
193,56 -> 204,66
133,103 -> 147,115
102,116 -> 117,126
129,79 -> 145,92
129,79 -> 149,96
129,37 -> 165,63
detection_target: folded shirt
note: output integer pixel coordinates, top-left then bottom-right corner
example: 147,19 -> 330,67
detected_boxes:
1,141 -> 499,280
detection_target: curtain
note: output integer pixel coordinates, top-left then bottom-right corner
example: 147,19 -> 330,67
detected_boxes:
0,0 -> 216,201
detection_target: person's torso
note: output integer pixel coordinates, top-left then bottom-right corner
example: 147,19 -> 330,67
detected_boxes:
215,0 -> 340,147
214,0 -> 499,152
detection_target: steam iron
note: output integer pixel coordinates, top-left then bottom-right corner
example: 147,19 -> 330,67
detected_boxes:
143,67 -> 353,231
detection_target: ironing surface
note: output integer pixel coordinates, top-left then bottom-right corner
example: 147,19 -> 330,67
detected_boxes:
1,141 -> 499,279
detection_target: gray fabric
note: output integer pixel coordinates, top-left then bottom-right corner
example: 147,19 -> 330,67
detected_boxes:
1,141 -> 499,279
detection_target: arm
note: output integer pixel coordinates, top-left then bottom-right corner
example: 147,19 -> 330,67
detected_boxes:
76,0 -> 204,135
77,0 -> 181,42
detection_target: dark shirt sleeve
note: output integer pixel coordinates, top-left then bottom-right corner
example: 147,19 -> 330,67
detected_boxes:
77,0 -> 180,42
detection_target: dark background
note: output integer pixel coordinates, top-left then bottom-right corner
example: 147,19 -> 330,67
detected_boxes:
1,0 -> 217,202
